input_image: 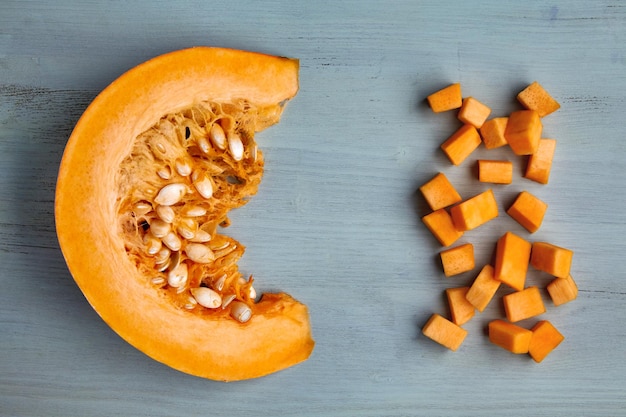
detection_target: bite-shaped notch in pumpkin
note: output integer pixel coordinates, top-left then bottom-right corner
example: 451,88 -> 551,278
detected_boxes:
55,47 -> 314,381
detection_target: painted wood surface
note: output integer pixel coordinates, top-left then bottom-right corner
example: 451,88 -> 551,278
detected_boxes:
1,1 -> 625,416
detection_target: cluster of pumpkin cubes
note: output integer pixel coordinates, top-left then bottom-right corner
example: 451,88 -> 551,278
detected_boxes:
420,81 -> 578,362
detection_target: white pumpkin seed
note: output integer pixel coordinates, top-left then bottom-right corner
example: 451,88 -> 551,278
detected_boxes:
167,263 -> 188,288
151,276 -> 165,285
209,123 -> 226,150
213,274 -> 227,292
175,158 -> 192,177
184,243 -> 215,263
149,219 -> 171,238
155,247 -> 171,264
221,294 -> 236,309
182,205 -> 207,217
133,201 -> 152,216
162,231 -> 182,251
176,217 -> 197,240
228,133 -> 244,161
157,165 -> 172,180
156,205 -> 176,224
230,301 -> 252,323
188,229 -> 212,243
193,172 -> 213,200
238,277 -> 257,300
191,287 -> 222,309
154,183 -> 187,206
144,234 -> 162,255
197,136 -> 211,154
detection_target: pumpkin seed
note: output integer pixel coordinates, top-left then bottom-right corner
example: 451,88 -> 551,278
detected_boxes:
230,301 -> 252,323
162,231 -> 182,251
221,294 -> 236,309
192,172 -> 213,200
175,157 -> 192,177
151,276 -> 166,285
157,165 -> 172,180
182,205 -> 207,217
155,247 -> 171,264
154,183 -> 187,206
213,274 -> 227,292
184,243 -> 215,263
197,136 -> 211,154
188,229 -> 212,243
133,201 -> 153,216
228,133 -> 244,161
144,234 -> 162,255
167,263 -> 188,288
191,287 -> 222,309
149,219 -> 171,238
176,217 -> 197,240
156,205 -> 176,224
209,123 -> 226,150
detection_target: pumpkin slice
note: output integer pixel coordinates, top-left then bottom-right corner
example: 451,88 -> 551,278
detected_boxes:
55,47 -> 314,381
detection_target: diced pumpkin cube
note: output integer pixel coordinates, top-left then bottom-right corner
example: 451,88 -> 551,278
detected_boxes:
525,138 -> 556,184
479,117 -> 508,149
503,286 -> 546,323
477,160 -> 513,184
529,320 -> 564,363
422,313 -> 468,351
506,191 -> 548,233
440,243 -> 475,277
458,97 -> 491,128
465,264 -> 501,312
547,275 -> 578,306
517,81 -> 560,117
440,124 -> 482,165
504,110 -> 542,155
530,242 -> 573,279
422,208 -> 464,247
427,83 -> 462,113
445,286 -> 475,325
419,172 -> 462,211
489,319 -> 533,354
494,231 -> 531,291
450,189 -> 498,231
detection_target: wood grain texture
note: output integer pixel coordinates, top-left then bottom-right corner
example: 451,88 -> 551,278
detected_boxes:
1,1 -> 625,416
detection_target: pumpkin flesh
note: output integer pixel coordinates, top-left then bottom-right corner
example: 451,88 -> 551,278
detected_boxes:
55,47 -> 314,381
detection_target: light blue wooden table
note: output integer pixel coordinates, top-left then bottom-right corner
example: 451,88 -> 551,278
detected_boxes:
2,1 -> 625,416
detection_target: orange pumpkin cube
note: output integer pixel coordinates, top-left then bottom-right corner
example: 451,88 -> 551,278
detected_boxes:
517,81 -> 560,117
465,264 -> 501,312
450,189 -> 498,231
477,160 -> 513,184
489,319 -> 533,354
422,313 -> 468,351
494,231 -> 531,291
440,243 -> 475,277
458,97 -> 491,128
530,242 -> 573,278
525,138 -> 556,184
529,320 -> 564,362
440,124 -> 482,165
507,191 -> 548,233
479,117 -> 508,149
547,275 -> 579,306
445,286 -> 475,326
504,110 -> 542,155
503,286 -> 546,323
427,83 -> 462,113
422,208 -> 464,247
419,172 -> 462,211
